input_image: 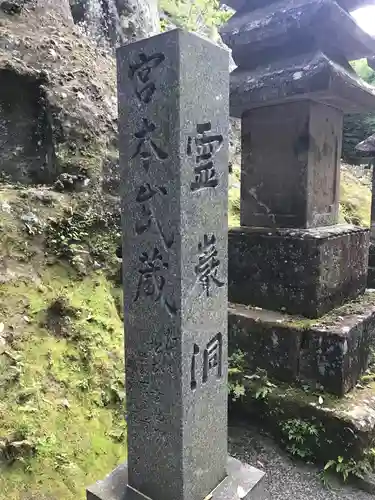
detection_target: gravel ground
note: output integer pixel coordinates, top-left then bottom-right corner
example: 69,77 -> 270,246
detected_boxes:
228,423 -> 374,500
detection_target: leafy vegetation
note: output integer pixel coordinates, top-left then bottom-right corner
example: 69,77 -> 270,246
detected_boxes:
323,450 -> 375,483
339,166 -> 371,226
160,0 -> 231,38
280,419 -> 320,460
343,59 -> 375,165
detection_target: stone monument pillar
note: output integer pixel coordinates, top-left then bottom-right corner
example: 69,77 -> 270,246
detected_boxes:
86,29 -> 266,500
221,0 -> 375,395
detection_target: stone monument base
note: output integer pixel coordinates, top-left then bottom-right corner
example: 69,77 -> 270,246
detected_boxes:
229,291 -> 375,396
86,457 -> 267,500
228,225 -> 369,318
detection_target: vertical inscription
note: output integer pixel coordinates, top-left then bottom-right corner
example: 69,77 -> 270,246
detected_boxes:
188,118 -> 226,391
129,51 -> 176,314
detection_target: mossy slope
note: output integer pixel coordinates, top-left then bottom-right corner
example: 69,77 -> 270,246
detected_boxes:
0,185 -> 124,500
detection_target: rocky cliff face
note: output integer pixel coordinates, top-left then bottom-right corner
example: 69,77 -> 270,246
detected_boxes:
0,2 -> 158,497
70,0 -> 159,46
0,0 -> 159,191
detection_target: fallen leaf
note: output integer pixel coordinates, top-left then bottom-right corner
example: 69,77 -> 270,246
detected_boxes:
318,396 -> 324,405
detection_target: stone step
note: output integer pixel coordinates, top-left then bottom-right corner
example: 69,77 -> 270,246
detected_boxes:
228,373 -> 375,486
228,293 -> 375,396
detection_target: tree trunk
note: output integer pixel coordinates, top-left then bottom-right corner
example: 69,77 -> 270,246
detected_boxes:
115,0 -> 159,40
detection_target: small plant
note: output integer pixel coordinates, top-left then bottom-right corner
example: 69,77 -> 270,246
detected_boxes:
246,368 -> 276,400
280,419 -> 320,459
45,194 -> 121,274
228,350 -> 247,401
324,455 -> 373,482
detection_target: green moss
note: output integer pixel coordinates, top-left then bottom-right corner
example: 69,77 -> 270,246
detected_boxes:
0,266 -> 125,499
229,185 -> 240,227
339,167 -> 371,226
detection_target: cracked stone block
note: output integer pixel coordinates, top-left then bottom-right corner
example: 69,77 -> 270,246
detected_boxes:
240,100 -> 342,229
228,225 -> 369,318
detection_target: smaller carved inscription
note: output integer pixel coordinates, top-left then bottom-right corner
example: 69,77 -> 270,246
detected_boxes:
134,247 -> 177,316
187,122 -> 223,191
147,328 -> 178,372
190,333 -> 223,390
132,118 -> 169,172
129,52 -> 165,104
195,234 -> 225,297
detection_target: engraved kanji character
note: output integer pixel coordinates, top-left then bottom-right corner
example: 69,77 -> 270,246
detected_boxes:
129,52 -> 165,103
187,122 -> 223,191
132,118 -> 168,172
195,234 -> 225,297
135,189 -> 174,250
136,182 -> 167,203
135,204 -> 152,235
191,344 -> 200,390
135,248 -> 176,316
203,333 -> 223,383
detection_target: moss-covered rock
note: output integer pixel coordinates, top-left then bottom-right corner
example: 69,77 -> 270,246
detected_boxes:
0,265 -> 125,499
0,4 -> 117,186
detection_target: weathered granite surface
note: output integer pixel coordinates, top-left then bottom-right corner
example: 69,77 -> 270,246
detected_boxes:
228,225 -> 369,318
228,291 -> 375,395
117,28 -> 229,500
241,100 -> 341,229
221,0 -> 375,70
229,51 -> 375,117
